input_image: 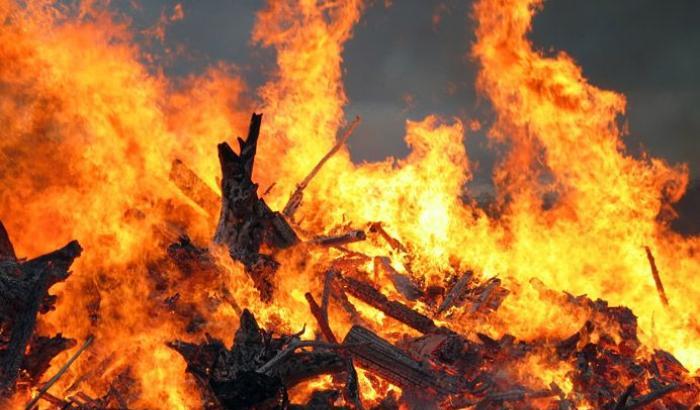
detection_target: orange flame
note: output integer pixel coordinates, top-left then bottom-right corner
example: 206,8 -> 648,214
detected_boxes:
0,0 -> 698,408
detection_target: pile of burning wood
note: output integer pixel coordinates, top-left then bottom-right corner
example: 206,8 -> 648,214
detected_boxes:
2,114 -> 699,409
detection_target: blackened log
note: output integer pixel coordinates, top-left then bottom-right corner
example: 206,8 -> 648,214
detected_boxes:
0,240 -> 82,396
270,351 -> 345,387
310,230 -> 366,247
167,235 -> 219,278
209,371 -> 288,410
22,334 -> 77,383
0,221 -> 15,262
339,275 -> 441,334
623,383 -> 682,409
342,326 -> 461,396
214,113 -> 298,302
613,384 -> 635,410
170,159 -> 221,216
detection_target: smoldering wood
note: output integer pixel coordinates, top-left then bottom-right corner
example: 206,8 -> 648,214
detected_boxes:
213,113 -> 299,302
0,240 -> 82,397
306,288 -> 363,408
622,383 -> 682,409
342,326 -> 462,397
613,384 -> 635,410
338,274 -> 442,334
170,159 -> 221,216
282,116 -> 361,220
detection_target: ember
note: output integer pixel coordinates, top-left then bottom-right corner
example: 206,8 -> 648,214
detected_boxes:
0,0 -> 698,409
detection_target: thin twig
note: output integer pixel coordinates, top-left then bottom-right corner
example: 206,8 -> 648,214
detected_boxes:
256,339 -> 350,374
644,246 -> 669,307
283,116 -> 361,219
26,335 -> 94,410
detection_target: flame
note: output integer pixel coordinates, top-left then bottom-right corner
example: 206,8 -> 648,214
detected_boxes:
0,0 -> 698,408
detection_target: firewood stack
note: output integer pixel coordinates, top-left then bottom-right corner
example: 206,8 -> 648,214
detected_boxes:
166,114 -> 700,409
4,113 -> 699,409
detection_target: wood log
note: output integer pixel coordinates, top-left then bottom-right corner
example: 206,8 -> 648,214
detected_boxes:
0,221 -> 16,262
0,240 -> 82,397
213,113 -> 298,302
23,334 -> 77,383
374,256 -> 423,301
342,325 -> 462,397
338,275 -> 442,335
170,159 -> 221,216
270,351 -> 345,387
310,230 -> 366,247
368,222 -> 407,253
436,271 -> 472,314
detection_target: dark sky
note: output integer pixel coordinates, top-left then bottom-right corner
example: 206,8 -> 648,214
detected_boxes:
126,0 -> 700,186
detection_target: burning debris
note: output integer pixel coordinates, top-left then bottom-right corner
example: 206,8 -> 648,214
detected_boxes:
6,114 -> 697,409
1,0 -> 699,409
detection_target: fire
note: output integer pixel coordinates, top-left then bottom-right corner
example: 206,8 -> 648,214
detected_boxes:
0,0 -> 697,408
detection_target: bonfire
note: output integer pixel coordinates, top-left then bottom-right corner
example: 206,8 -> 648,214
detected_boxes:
0,0 -> 698,409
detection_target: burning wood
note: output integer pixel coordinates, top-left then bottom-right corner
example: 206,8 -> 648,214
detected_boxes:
2,114 -> 699,410
373,256 -> 423,301
0,229 -> 82,398
169,309 -> 348,409
310,229 -> 366,247
170,159 -> 221,216
282,116 -> 361,221
338,274 -> 443,335
644,246 -> 669,307
213,113 -> 299,302
343,325 -> 463,397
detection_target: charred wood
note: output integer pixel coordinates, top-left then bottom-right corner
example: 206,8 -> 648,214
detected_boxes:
310,230 -> 366,247
0,221 -> 16,262
170,159 -> 221,216
342,326 -> 462,397
644,246 -> 669,308
23,334 -> 77,384
338,275 -> 442,335
0,240 -> 82,397
436,271 -> 472,315
374,257 -> 423,301
214,113 -> 298,302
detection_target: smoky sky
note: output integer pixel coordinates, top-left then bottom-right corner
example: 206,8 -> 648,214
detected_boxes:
123,0 -> 700,187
